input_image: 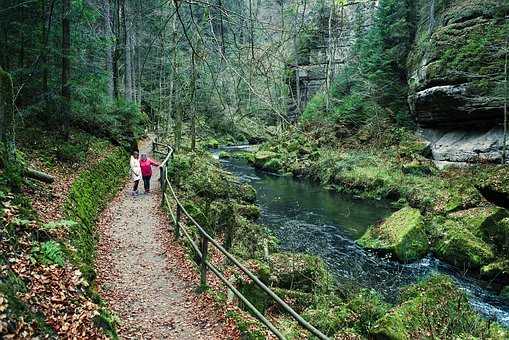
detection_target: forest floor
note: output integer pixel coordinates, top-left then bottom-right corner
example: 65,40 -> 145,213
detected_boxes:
95,139 -> 239,339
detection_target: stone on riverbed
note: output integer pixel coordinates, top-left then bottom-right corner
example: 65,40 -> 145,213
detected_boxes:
357,207 -> 428,262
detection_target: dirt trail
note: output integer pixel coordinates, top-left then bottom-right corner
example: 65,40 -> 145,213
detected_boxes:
96,139 -> 232,339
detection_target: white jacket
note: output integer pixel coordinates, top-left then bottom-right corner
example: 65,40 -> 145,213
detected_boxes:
130,156 -> 142,181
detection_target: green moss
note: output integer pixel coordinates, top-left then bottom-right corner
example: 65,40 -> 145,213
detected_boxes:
271,288 -> 313,313
218,151 -> 231,159
252,150 -> 278,169
224,309 -> 266,340
481,259 -> 509,278
432,208 -> 500,269
204,138 -> 220,148
263,158 -> 283,172
64,147 -> 129,282
269,252 -> 333,293
235,203 -> 261,221
371,274 -> 507,339
357,207 -> 428,261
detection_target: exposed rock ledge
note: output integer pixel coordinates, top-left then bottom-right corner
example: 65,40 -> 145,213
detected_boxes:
418,127 -> 507,164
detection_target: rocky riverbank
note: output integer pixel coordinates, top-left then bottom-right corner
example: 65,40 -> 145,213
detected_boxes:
169,142 -> 508,338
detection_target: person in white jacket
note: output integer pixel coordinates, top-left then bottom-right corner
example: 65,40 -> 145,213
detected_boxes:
130,151 -> 142,195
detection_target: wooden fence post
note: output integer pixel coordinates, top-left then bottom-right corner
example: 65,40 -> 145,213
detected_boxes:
200,235 -> 209,290
160,166 -> 166,206
175,204 -> 181,239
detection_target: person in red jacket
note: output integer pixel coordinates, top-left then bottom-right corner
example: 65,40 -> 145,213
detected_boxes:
139,153 -> 159,193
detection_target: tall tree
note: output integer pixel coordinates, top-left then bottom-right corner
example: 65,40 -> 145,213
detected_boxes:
104,0 -> 115,99
61,0 -> 71,138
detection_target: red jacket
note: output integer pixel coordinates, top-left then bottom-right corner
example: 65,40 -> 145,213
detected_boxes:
140,158 -> 159,177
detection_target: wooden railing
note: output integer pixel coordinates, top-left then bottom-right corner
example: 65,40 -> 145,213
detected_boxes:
152,141 -> 329,340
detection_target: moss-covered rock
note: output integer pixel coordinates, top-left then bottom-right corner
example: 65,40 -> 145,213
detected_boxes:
480,210 -> 509,252
433,208 -> 500,269
263,158 -> 283,172
357,207 -> 428,261
370,275 -> 508,339
234,183 -> 257,203
481,259 -> 509,280
433,220 -> 494,270
235,203 -> 261,221
408,0 -> 508,128
476,165 -> 509,209
251,150 -> 284,172
268,252 -> 332,293
302,289 -> 389,337
218,151 -> 231,159
204,138 -> 219,148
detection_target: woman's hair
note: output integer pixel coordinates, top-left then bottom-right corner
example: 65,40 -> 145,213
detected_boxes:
140,153 -> 147,160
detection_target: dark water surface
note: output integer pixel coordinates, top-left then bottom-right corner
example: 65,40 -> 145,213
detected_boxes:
212,146 -> 509,327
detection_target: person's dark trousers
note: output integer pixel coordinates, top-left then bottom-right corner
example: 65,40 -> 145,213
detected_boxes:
133,180 -> 139,192
143,175 -> 151,192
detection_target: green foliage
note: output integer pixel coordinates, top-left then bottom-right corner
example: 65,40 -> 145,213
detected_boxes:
301,0 -> 415,128
32,241 -> 66,266
64,147 -> 129,281
300,93 -> 325,122
57,142 -> 87,163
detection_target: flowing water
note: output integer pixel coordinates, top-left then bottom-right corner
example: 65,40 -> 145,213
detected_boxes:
212,146 -> 509,327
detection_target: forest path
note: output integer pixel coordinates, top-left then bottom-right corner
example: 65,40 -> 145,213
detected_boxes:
96,138 -> 231,339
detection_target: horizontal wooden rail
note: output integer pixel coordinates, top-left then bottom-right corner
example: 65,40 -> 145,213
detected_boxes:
154,141 -> 329,340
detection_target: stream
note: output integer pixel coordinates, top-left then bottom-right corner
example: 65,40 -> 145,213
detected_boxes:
212,145 -> 509,327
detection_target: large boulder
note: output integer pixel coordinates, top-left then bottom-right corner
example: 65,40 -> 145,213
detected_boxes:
408,1 -> 508,129
370,275 -> 508,339
432,207 -> 501,269
357,207 -> 429,261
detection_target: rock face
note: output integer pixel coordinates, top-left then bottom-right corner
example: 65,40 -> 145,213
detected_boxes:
408,0 -> 508,127
418,127 -> 506,163
407,0 -> 508,163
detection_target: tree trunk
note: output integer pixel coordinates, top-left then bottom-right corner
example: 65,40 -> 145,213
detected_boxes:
0,67 -> 16,162
174,103 -> 182,152
190,53 -> 196,151
122,0 -> 133,102
61,0 -> 71,139
104,0 -> 114,99
113,0 -> 121,99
